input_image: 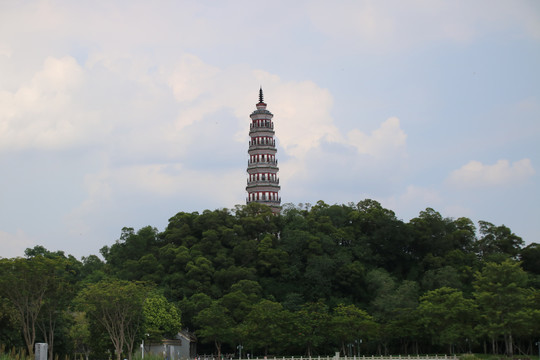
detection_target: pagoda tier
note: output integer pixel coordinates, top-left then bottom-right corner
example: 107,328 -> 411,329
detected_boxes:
246,88 -> 281,214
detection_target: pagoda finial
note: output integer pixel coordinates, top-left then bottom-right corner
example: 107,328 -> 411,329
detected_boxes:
259,87 -> 264,103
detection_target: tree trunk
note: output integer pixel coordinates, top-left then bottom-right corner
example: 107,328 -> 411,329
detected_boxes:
116,348 -> 122,360
505,333 -> 514,357
215,340 -> 221,359
112,335 -> 123,360
38,310 -> 56,360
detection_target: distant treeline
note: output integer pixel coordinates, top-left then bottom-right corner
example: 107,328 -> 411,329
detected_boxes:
1,200 -> 539,360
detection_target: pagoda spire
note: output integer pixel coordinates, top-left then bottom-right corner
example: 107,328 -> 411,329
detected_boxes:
246,89 -> 281,214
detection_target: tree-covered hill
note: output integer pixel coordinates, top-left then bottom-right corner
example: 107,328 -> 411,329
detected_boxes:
1,200 -> 539,359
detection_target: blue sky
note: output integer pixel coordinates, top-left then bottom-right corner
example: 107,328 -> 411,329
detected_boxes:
1,0 -> 539,258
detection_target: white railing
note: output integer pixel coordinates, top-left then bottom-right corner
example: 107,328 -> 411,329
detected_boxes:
247,160 -> 278,166
246,179 -> 280,185
234,355 -> 458,360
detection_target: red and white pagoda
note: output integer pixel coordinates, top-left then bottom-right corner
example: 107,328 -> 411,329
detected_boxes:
246,88 -> 281,214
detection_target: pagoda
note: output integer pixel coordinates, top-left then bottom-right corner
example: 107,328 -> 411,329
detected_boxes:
246,88 -> 281,213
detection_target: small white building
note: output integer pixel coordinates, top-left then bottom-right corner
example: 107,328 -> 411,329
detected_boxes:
146,331 -> 197,360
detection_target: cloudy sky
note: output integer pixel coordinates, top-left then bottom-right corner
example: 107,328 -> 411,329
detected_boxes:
1,1 -> 539,259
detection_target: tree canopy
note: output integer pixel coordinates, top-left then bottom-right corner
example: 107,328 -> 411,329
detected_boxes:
1,200 -> 538,359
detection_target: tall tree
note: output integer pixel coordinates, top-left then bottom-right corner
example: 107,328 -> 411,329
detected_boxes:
194,301 -> 234,358
241,299 -> 287,355
476,221 -> 524,260
0,297 -> 21,349
77,279 -> 149,360
100,226 -> 160,280
350,199 -> 412,276
0,256 -> 58,355
473,260 -> 532,356
36,256 -> 79,360
294,300 -> 331,356
367,270 -> 420,355
68,312 -> 91,360
330,303 -> 378,355
418,287 -> 477,353
519,243 -> 540,275
408,208 -> 455,262
143,293 -> 182,341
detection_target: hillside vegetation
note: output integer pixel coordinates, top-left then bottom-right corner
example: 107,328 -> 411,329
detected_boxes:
1,200 -> 539,359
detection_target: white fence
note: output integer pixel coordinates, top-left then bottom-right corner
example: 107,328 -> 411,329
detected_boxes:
241,356 -> 458,360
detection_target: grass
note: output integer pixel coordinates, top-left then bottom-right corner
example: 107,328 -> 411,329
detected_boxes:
0,345 -> 31,360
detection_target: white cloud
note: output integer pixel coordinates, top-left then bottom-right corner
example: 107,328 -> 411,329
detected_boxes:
168,54 -> 221,103
0,56 -> 103,152
42,52 -> 410,235
346,117 -> 407,157
448,159 -> 535,188
0,230 -> 35,259
255,76 -> 339,159
383,185 -> 442,220
307,0 -> 540,52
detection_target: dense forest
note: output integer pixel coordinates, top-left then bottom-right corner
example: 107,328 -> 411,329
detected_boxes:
1,200 -> 539,360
